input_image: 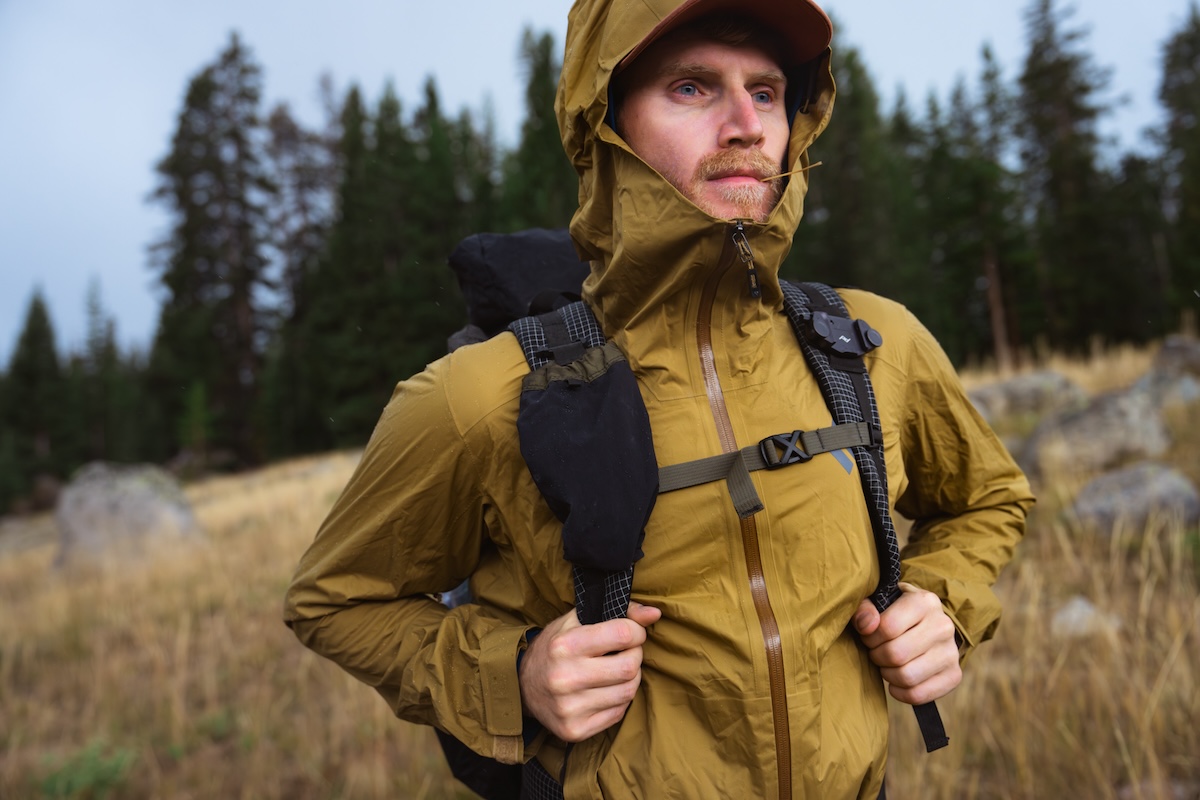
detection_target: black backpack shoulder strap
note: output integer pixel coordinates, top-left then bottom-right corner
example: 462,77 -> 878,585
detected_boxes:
508,301 -> 655,627
779,279 -> 949,753
779,280 -> 899,608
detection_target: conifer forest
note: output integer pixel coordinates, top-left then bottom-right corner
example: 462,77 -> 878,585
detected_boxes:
2,0 -> 1199,514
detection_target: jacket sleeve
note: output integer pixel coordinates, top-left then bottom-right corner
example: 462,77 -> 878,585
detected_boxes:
282,356 -> 536,765
892,311 -> 1035,662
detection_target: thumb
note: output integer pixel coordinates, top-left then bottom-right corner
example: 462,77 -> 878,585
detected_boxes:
853,598 -> 880,636
626,601 -> 662,628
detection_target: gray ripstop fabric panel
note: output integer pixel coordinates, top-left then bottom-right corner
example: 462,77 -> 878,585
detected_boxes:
778,280 -> 901,610
520,756 -> 564,799
574,565 -> 635,623
510,301 -> 607,371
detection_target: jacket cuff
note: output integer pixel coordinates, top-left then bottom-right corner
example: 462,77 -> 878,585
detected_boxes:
479,625 -> 538,764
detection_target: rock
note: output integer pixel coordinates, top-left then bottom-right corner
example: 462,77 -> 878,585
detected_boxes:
1051,595 -> 1121,641
1135,368 -> 1200,412
1020,387 -> 1170,481
1153,334 -> 1200,376
967,370 -> 1088,423
1070,461 -> 1200,535
1116,781 -> 1200,800
1132,335 -> 1200,412
55,462 -> 201,566
1134,334 -> 1200,410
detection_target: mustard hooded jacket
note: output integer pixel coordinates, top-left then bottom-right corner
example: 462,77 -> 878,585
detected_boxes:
284,1 -> 1034,797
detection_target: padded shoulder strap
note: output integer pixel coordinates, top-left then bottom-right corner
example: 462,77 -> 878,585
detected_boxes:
780,279 -> 949,753
508,302 -> 652,627
779,280 -> 900,609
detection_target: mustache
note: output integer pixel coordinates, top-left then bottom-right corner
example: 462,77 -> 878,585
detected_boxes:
694,148 -> 783,182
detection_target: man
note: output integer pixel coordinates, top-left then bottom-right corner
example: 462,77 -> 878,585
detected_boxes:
284,0 -> 1034,797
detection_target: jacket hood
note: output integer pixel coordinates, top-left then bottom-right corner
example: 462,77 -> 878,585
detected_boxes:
555,0 -> 837,334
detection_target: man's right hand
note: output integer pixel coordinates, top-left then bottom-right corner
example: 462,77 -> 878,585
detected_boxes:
518,601 -> 661,742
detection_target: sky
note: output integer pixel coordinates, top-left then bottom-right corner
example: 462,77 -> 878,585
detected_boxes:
0,0 -> 1192,366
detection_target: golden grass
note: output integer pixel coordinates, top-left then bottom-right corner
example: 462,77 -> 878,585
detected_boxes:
958,336 -> 1158,395
0,451 -> 471,800
2,343 -> 1198,799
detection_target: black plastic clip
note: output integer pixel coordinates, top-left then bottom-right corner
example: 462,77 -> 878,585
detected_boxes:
808,311 -> 884,357
759,431 -> 813,470
868,424 -> 884,448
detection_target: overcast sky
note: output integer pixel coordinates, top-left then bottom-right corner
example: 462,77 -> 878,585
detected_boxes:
0,0 -> 1191,365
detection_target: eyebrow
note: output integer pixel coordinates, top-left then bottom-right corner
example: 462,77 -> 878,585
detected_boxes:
660,61 -> 787,87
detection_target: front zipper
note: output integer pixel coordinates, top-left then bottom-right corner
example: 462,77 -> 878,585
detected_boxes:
694,223 -> 791,799
733,220 -> 762,299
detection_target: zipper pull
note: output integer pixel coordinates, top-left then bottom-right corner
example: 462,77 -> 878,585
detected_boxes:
732,221 -> 761,299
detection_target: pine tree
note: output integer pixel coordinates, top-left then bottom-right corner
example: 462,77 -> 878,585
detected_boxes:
3,291 -> 68,504
1159,2 -> 1200,324
1106,154 -> 1173,339
147,32 -> 275,467
974,45 -> 1039,367
1017,0 -> 1119,351
272,85 -> 376,453
264,102 -> 336,322
500,29 -> 577,230
785,41 -> 898,296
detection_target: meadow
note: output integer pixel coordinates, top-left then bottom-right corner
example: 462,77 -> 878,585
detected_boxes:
1,342 -> 1197,799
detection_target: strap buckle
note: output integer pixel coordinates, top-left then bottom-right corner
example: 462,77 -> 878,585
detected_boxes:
759,431 -> 813,470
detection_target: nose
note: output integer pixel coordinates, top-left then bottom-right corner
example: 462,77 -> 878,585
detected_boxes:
719,90 -> 765,148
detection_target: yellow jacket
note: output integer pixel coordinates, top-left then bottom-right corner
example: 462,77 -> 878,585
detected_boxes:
285,1 -> 1034,796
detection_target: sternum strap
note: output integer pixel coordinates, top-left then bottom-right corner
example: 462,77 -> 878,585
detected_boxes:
657,421 -> 875,518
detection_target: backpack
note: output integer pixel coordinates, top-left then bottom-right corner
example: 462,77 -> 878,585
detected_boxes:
443,229 -> 947,800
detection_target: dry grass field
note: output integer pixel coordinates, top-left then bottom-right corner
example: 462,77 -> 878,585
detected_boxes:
2,341 -> 1198,799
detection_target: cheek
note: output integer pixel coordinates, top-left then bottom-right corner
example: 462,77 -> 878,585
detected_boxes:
642,129 -> 699,185
765,115 -> 791,165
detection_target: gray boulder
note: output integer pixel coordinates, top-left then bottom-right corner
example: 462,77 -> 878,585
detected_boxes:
55,462 -> 201,565
1153,334 -> 1200,376
1134,335 -> 1200,411
1020,387 -> 1170,480
1069,461 -> 1200,535
1051,595 -> 1121,641
967,370 -> 1088,424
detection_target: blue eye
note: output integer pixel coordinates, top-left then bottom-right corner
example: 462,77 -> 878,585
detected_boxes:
677,83 -> 698,96
754,91 -> 772,104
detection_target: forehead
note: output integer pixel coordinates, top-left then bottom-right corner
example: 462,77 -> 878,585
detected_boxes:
618,25 -> 788,90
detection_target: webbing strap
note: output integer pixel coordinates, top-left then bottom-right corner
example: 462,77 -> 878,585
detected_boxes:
658,422 -> 875,493
913,700 -> 950,752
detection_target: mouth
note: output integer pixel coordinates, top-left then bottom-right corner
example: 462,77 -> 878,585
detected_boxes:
710,171 -> 769,185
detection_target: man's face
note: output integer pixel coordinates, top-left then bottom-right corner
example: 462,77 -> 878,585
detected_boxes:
617,29 -> 790,223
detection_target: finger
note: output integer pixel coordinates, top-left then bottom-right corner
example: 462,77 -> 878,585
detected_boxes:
884,658 -> 963,706
555,673 -> 644,742
555,618 -> 649,664
626,602 -> 662,628
852,598 -> 880,636
877,638 -> 960,687
869,604 -> 958,668
860,589 -> 940,649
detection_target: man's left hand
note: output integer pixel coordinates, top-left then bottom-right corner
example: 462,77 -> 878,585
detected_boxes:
852,582 -> 962,706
